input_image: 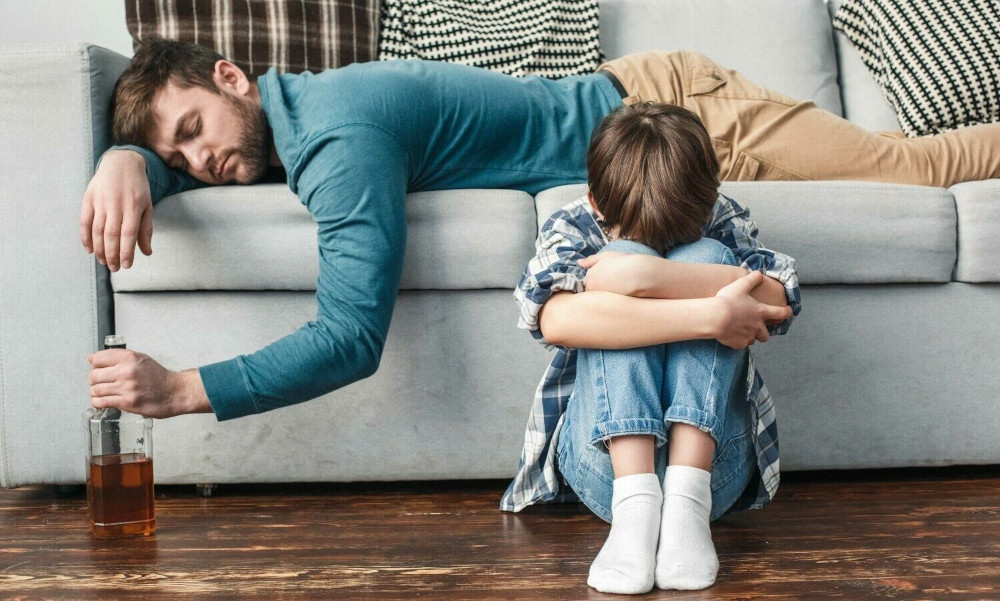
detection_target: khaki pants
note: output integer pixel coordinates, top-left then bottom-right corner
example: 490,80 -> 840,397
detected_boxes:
598,50 -> 1000,187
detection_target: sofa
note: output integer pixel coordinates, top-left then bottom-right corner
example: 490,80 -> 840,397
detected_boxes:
1,0 -> 997,490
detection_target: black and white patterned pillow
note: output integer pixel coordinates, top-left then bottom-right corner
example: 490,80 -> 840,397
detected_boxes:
378,0 -> 601,79
833,0 -> 1000,137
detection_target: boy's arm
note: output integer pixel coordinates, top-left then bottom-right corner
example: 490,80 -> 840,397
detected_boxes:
515,199 -> 789,350
581,195 -> 800,334
579,253 -> 788,307
707,194 -> 800,334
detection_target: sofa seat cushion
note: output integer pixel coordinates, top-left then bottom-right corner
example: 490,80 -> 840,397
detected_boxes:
599,0 -> 843,116
951,180 -> 1000,283
536,182 -> 956,285
111,185 -> 538,292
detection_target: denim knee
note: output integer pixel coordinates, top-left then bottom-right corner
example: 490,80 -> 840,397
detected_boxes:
575,345 -> 669,452
601,238 -> 663,258
667,237 -> 738,266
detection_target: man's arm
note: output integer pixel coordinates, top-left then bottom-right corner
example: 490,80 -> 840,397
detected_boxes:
81,146 -> 208,271
196,125 -> 410,420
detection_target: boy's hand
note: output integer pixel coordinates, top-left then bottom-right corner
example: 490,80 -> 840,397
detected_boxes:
578,252 -> 655,296
80,150 -> 154,272
711,271 -> 793,349
88,349 -> 208,418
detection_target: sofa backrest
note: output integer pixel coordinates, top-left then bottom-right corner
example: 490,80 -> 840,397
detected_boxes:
826,0 -> 902,131
598,0 -> 843,116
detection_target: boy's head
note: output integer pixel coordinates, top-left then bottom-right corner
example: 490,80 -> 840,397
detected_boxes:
586,102 -> 720,254
111,37 -> 272,184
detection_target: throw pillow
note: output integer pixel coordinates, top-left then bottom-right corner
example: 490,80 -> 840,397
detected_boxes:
378,0 -> 602,78
125,0 -> 381,77
833,0 -> 1000,137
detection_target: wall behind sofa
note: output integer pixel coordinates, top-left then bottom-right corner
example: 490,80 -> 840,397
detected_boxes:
0,0 -> 134,57
0,0 -> 838,62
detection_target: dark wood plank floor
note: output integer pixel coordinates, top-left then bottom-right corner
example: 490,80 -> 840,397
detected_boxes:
0,465 -> 997,600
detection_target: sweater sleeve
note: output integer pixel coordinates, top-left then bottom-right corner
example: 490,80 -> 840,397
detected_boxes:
198,125 -> 410,420
96,145 -> 209,205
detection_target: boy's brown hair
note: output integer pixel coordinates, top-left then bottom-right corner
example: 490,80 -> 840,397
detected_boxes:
586,102 -> 720,254
111,37 -> 224,147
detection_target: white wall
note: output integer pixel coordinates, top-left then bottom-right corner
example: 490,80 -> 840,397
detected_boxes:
0,0 -> 134,57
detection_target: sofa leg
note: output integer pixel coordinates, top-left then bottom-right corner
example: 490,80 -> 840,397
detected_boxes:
54,484 -> 85,497
195,483 -> 217,497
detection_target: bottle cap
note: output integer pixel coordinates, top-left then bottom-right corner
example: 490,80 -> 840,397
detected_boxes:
104,334 -> 126,347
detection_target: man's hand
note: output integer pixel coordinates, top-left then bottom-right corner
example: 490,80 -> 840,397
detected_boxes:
80,150 -> 155,272
710,270 -> 793,349
578,251 -> 654,296
88,349 -> 212,418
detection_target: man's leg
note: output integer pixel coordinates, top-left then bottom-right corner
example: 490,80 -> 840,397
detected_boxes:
557,238 -> 671,595
598,50 -> 1000,187
655,237 -> 755,591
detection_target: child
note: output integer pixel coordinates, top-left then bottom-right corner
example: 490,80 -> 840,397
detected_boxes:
500,102 -> 801,594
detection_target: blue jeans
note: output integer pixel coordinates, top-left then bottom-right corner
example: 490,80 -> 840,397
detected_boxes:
556,237 -> 758,524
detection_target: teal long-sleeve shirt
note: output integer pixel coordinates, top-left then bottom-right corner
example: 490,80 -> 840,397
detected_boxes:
110,59 -> 622,421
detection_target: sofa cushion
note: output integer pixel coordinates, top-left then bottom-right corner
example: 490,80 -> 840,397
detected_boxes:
827,0 -> 901,132
111,185 -> 538,292
536,182 -> 957,285
951,180 -> 1000,283
599,0 -> 843,116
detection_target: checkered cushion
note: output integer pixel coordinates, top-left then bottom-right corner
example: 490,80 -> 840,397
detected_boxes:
377,0 -> 601,78
833,0 -> 1000,137
125,0 -> 381,76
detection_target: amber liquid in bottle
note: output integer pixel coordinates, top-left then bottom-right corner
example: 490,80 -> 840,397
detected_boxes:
86,452 -> 156,538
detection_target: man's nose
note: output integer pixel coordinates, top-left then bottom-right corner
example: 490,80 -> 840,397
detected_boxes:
184,144 -> 213,174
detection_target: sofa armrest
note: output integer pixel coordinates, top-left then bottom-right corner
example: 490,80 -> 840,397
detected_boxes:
0,44 -> 129,487
951,179 -> 1000,283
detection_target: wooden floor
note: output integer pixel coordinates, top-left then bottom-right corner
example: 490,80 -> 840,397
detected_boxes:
0,465 -> 997,600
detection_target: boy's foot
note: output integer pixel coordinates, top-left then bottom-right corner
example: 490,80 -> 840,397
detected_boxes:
655,464 -> 720,590
587,472 -> 662,595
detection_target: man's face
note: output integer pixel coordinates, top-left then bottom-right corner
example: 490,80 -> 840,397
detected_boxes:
148,79 -> 272,185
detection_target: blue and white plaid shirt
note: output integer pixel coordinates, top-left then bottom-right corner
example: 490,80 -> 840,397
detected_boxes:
499,193 -> 802,515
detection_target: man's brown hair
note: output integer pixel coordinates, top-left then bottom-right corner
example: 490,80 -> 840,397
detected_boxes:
586,102 -> 720,254
111,37 -> 224,147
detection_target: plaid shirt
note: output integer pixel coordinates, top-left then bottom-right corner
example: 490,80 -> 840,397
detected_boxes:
499,193 -> 802,515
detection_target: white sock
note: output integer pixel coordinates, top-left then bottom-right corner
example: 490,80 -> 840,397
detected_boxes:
587,472 -> 662,595
655,464 -> 720,590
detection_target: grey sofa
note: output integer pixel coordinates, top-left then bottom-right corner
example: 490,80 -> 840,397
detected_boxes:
1,0 -> 997,490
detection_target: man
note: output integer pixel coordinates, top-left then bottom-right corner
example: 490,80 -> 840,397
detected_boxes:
82,38 -> 996,422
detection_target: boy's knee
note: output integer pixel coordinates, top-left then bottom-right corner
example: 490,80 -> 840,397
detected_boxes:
601,238 -> 663,258
666,237 -> 737,266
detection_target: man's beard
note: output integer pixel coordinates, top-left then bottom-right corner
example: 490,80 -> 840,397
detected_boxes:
225,94 -> 273,184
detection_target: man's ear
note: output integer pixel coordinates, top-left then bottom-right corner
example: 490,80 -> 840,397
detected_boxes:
213,59 -> 251,95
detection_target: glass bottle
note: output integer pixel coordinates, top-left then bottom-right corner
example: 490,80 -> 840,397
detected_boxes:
84,334 -> 156,538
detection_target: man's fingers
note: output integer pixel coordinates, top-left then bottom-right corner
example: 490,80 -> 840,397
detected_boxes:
88,366 -> 118,385
92,211 -> 106,266
79,197 -> 95,253
756,326 -> 770,343
119,212 -> 140,269
103,210 -> 122,271
137,208 -> 154,256
91,395 -> 125,410
88,349 -> 130,368
577,255 -> 599,268
90,382 -> 119,397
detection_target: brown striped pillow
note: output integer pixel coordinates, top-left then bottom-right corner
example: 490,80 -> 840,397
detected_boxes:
124,0 -> 381,77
